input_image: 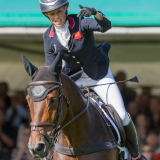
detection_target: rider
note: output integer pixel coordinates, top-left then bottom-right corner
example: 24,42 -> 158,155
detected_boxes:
39,0 -> 147,159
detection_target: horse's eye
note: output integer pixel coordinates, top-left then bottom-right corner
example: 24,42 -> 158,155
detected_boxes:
49,97 -> 56,104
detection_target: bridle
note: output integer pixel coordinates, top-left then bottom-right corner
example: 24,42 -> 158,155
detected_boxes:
29,77 -> 89,147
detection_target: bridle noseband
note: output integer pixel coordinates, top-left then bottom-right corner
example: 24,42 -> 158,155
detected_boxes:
29,77 -> 89,147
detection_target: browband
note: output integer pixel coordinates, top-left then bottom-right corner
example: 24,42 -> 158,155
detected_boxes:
30,81 -> 62,86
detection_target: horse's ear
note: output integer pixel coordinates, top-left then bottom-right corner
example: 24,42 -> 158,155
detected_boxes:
22,55 -> 38,77
49,52 -> 62,79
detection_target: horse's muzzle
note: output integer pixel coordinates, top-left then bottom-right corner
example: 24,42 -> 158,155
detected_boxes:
28,140 -> 49,158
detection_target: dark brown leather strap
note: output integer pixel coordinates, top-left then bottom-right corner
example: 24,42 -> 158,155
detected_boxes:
55,142 -> 117,155
30,121 -> 56,127
30,81 -> 61,86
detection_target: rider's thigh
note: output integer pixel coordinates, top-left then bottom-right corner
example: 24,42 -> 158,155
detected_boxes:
94,68 -> 130,126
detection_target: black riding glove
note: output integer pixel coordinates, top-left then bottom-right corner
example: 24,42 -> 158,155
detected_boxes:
77,5 -> 97,17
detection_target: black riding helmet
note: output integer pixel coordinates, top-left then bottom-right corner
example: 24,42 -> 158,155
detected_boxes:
39,0 -> 69,15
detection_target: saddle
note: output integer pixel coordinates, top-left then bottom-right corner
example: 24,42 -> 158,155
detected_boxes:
80,86 -> 132,160
79,86 -> 126,142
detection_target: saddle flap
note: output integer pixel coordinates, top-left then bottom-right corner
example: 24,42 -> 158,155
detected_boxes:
80,86 -> 126,145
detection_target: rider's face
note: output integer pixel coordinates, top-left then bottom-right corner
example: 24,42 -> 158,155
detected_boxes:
45,6 -> 67,27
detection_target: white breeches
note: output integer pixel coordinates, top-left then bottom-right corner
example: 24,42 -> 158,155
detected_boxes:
75,68 -> 130,126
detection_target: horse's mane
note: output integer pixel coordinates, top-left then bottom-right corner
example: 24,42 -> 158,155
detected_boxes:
60,72 -> 87,102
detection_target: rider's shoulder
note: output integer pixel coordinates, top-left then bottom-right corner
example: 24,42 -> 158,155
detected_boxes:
68,14 -> 84,21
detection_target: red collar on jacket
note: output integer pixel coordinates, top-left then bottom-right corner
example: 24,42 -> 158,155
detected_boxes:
49,16 -> 75,38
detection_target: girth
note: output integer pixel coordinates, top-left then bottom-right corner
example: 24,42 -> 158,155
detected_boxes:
55,142 -> 118,155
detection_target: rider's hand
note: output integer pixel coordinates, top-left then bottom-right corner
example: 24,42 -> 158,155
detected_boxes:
77,5 -> 97,17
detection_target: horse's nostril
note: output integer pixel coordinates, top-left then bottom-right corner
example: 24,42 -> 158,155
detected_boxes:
37,143 -> 45,152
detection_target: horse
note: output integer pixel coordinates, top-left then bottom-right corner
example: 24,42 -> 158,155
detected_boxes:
22,53 -> 119,160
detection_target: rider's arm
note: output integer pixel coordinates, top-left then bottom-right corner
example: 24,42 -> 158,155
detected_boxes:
80,12 -> 111,33
94,11 -> 103,20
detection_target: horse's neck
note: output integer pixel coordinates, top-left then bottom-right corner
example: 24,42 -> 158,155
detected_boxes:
59,74 -> 112,148
61,73 -> 86,114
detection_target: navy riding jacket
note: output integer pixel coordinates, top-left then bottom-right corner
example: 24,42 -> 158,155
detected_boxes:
43,13 -> 111,80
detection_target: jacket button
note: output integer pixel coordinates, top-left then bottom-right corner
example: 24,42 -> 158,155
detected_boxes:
72,56 -> 75,58
81,67 -> 83,70
77,61 -> 80,64
68,50 -> 71,52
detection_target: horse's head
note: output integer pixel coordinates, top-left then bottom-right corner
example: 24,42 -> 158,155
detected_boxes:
23,53 -> 68,158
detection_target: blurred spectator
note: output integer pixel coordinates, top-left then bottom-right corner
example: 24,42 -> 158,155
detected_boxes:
6,91 -> 29,129
11,124 -> 35,160
0,82 -> 11,109
0,109 -> 17,160
127,101 -> 139,122
148,97 -> 160,131
138,93 -> 150,115
135,113 -> 149,146
140,144 -> 154,160
146,130 -> 159,152
114,71 -> 136,107
0,97 -> 6,110
16,113 -> 31,145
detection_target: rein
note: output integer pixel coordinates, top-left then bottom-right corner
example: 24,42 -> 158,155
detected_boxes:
30,78 -> 90,148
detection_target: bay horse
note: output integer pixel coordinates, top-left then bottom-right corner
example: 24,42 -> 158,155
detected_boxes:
22,53 -> 119,160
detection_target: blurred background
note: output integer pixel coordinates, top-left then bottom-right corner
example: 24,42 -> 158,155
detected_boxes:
0,0 -> 160,160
